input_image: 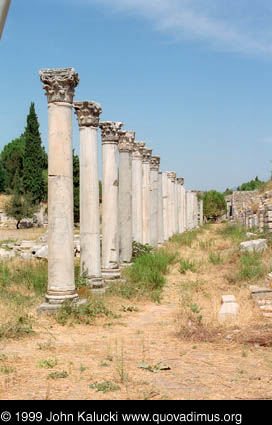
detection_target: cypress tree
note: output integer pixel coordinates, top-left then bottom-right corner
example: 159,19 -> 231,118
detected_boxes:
23,102 -> 46,202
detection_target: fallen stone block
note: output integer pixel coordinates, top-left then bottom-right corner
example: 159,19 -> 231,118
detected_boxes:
240,239 -> 267,253
218,294 -> 239,322
34,245 -> 48,259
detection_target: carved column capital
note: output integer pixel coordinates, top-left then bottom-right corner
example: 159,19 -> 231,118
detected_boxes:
132,142 -> 146,160
177,177 -> 184,185
39,68 -> 79,104
167,171 -> 176,182
150,156 -> 160,171
118,130 -> 135,153
142,147 -> 152,163
73,101 -> 102,128
100,121 -> 123,144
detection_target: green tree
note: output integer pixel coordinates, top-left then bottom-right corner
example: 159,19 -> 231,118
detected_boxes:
73,150 -> 80,223
237,176 -> 264,191
223,188 -> 233,196
0,161 -> 5,192
23,102 -> 46,202
202,190 -> 227,219
0,135 -> 25,192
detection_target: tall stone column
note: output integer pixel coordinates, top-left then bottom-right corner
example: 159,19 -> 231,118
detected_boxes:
142,147 -> 152,245
167,172 -> 174,239
38,68 -> 79,313
100,121 -> 123,280
118,130 -> 135,265
162,172 -> 168,241
150,156 -> 160,247
171,172 -> 177,235
174,178 -> 179,234
74,101 -> 105,293
0,0 -> 11,39
132,142 -> 145,244
199,199 -> 203,226
158,170 -> 164,245
177,178 -> 182,234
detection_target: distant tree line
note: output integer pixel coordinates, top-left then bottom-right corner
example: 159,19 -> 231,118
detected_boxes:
223,176 -> 264,196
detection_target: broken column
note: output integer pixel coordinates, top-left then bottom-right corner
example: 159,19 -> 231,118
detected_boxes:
132,142 -> 145,244
74,101 -> 105,293
38,68 -> 80,312
150,156 -> 160,247
142,147 -> 152,245
100,121 -> 123,280
118,130 -> 135,265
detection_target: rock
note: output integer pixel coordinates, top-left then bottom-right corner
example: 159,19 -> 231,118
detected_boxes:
240,239 -> 267,253
250,285 -> 272,299
246,232 -> 257,238
0,247 -> 16,259
34,245 -> 48,259
218,294 -> 239,322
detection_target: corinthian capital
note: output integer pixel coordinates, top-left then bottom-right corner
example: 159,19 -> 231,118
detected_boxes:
142,147 -> 152,163
132,141 -> 146,160
150,156 -> 160,171
167,171 -> 176,182
118,130 -> 135,153
177,177 -> 184,185
100,121 -> 123,144
74,101 -> 102,128
39,68 -> 79,104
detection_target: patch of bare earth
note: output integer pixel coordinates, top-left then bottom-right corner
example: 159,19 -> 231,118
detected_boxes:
1,224 -> 272,400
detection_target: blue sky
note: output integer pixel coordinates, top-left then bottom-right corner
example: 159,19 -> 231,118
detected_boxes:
1,0 -> 272,191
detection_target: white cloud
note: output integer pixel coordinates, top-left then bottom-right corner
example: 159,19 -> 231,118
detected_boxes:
89,0 -> 272,56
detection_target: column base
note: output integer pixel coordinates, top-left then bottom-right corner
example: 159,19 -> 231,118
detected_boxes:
120,262 -> 132,269
37,291 -> 87,315
101,267 -> 121,282
88,276 -> 106,294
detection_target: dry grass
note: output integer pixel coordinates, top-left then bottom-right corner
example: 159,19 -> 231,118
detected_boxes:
0,223 -> 272,400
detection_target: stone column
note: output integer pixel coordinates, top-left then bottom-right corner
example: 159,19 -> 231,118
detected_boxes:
199,199 -> 203,226
38,68 -> 79,313
177,178 -> 183,234
158,170 -> 164,245
74,101 -> 105,293
0,0 -> 11,39
175,178 -> 179,234
118,130 -> 135,265
142,147 -> 152,245
167,172 -> 174,239
162,172 -> 168,241
132,142 -> 145,244
150,156 -> 160,247
171,172 -> 177,235
100,121 -> 123,280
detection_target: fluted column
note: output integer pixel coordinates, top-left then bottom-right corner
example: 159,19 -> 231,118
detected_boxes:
0,0 -> 11,39
142,148 -> 152,245
150,156 -> 160,247
100,121 -> 123,280
132,142 -> 145,244
38,68 -> 79,313
158,170 -> 164,245
74,101 -> 105,293
162,172 -> 168,241
174,178 -> 179,234
199,199 -> 203,226
177,178 -> 183,234
167,172 -> 173,239
118,130 -> 135,265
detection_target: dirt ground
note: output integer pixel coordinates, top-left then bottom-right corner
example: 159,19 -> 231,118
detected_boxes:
0,224 -> 272,400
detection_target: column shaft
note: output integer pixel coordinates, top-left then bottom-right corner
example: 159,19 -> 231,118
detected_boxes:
162,172 -> 168,241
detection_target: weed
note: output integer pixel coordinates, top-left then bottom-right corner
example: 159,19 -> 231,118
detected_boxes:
179,258 -> 197,274
199,240 -> 213,250
217,223 -> 247,243
0,315 -> 34,340
209,252 -> 223,265
47,371 -> 68,379
132,241 -> 153,260
238,252 -> 266,281
170,230 -> 199,247
0,366 -> 15,374
90,381 -> 120,393
80,364 -> 87,373
38,358 -> 58,369
0,354 -> 8,361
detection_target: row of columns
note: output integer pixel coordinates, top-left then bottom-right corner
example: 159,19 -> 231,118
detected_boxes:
37,67 -> 201,313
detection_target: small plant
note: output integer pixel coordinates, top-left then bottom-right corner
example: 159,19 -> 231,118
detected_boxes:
47,371 -> 68,379
238,251 -> 265,281
0,315 -> 34,340
170,230 -> 199,247
79,364 -> 87,373
179,258 -> 197,274
132,241 -> 153,260
90,381 -> 120,393
0,366 -> 15,374
209,252 -> 223,265
38,358 -> 58,369
217,223 -> 247,243
199,240 -> 213,250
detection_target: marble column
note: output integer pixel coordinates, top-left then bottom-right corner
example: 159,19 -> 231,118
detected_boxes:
100,121 -> 123,280
177,178 -> 182,234
171,172 -> 177,235
142,147 -> 152,245
162,172 -> 168,241
150,156 -> 160,247
0,0 -> 11,39
74,101 -> 105,293
132,142 -> 145,244
199,199 -> 203,226
174,178 -> 179,234
118,130 -> 135,265
158,170 -> 164,245
38,68 -> 79,313
167,172 -> 174,239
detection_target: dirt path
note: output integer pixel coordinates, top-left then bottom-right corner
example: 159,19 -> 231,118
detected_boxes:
1,225 -> 272,400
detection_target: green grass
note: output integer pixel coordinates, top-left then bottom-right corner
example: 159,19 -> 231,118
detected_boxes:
38,358 -> 58,369
217,223 -> 248,243
90,381 -> 120,393
209,252 -> 223,265
0,314 -> 34,340
179,258 -> 197,274
238,251 -> 266,281
108,248 -> 178,303
170,230 -> 199,247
